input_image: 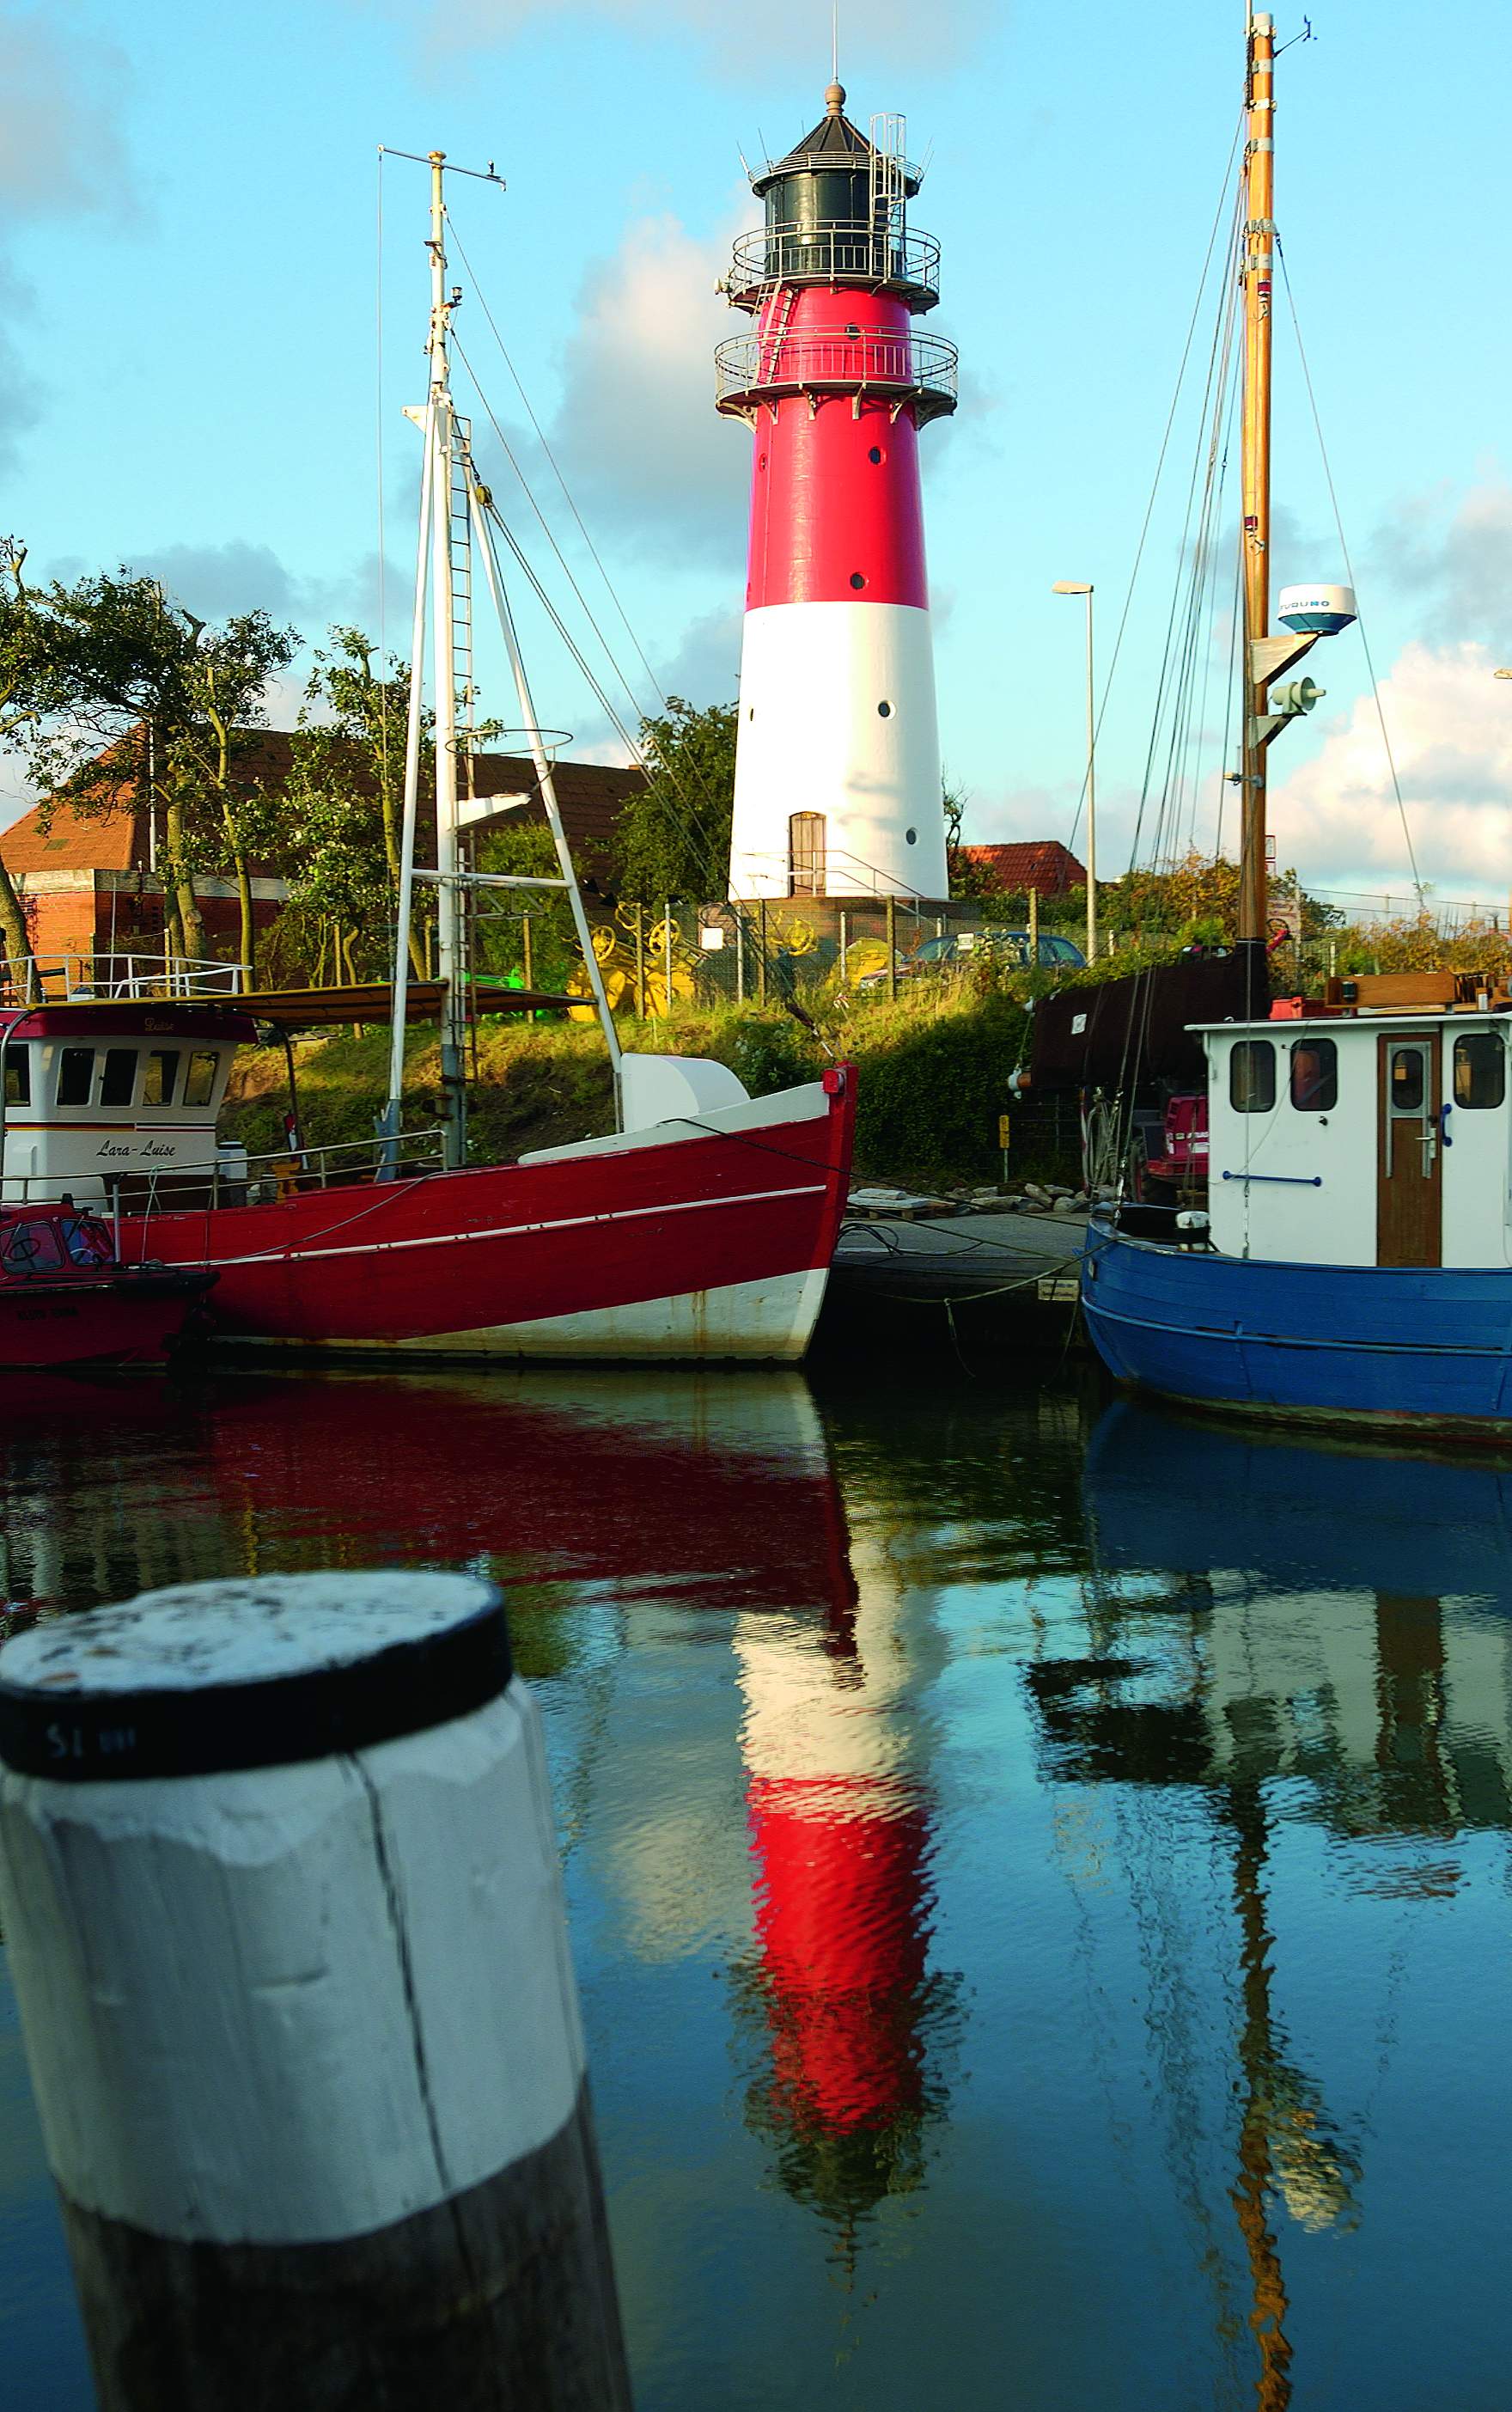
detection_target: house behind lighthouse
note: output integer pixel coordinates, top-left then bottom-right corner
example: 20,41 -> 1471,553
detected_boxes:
716,84 -> 957,907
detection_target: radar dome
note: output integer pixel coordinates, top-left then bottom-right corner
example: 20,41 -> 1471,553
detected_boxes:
1277,583 -> 1357,637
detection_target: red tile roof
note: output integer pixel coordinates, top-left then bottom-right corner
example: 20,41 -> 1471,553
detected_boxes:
960,840 -> 1087,896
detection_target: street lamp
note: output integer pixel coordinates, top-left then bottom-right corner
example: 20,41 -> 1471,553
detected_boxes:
1052,581 -> 1096,962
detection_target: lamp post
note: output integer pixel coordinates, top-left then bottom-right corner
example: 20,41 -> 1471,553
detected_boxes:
1052,581 -> 1096,962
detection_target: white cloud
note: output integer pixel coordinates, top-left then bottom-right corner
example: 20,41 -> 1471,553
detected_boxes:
655,605 -> 741,701
0,3 -> 136,474
1368,475 -> 1512,645
479,209 -> 748,569
0,2 -> 132,221
1271,639 -> 1512,902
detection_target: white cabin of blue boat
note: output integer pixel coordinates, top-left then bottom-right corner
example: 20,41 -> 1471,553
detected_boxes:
1198,969 -> 1512,1270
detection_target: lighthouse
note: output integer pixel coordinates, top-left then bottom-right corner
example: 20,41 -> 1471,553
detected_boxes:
716,84 -> 957,904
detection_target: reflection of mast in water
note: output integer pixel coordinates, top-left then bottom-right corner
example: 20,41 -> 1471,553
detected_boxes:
1027,1626 -> 1360,2403
733,1533 -> 949,2225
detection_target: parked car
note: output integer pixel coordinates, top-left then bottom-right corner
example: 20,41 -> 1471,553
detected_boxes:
857,928 -> 1086,990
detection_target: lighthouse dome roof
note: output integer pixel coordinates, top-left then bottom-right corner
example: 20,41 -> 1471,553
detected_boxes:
752,86 -> 922,198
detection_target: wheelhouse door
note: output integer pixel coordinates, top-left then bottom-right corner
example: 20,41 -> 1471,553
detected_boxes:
1377,1033 -> 1442,1267
788,812 -> 826,898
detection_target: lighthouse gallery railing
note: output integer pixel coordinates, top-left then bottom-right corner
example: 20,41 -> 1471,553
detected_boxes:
715,326 -> 958,421
726,223 -> 942,309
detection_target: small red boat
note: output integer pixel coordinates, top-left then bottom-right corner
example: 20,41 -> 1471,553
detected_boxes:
0,1200 -> 215,1369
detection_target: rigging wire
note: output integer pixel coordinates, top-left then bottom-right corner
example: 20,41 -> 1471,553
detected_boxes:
446,213 -> 669,741
449,330 -> 759,927
1125,184 -> 1244,876
1276,235 -> 1425,908
448,321 -> 921,942
443,211 -> 808,938
375,147 -> 396,969
1061,111 -> 1247,863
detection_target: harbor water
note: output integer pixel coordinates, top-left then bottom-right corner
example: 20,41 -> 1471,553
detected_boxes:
3,1359 -> 1510,2408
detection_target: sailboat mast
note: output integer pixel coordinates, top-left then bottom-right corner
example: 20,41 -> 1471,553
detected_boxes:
1238,11 -> 1276,946
426,152 -> 467,1167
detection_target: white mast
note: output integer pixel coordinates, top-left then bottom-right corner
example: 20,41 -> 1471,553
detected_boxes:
380,145 -> 625,1158
427,153 -> 466,1167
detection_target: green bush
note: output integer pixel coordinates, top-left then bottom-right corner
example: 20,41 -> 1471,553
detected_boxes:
221,985 -> 1040,1189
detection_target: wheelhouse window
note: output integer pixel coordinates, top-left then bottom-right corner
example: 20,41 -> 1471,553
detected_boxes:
1,1218 -> 64,1273
183,1050 -> 220,1108
1454,1031 -> 1505,1109
57,1047 -> 94,1107
143,1049 -> 180,1106
4,1046 -> 29,1106
1389,1048 -> 1424,1113
1229,1040 -> 1276,1113
101,1048 -> 137,1108
1289,1037 -> 1338,1112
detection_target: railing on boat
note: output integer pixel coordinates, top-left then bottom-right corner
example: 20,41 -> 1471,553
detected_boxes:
0,952 -> 248,1005
3,1128 -> 448,1212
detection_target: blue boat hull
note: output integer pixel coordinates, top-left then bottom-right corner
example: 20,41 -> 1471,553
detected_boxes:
1080,1213 -> 1512,1434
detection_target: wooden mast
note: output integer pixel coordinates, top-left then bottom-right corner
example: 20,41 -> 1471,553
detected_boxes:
1238,11 -> 1277,946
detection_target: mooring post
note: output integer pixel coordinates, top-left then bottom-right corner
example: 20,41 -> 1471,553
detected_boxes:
0,1572 -> 632,2412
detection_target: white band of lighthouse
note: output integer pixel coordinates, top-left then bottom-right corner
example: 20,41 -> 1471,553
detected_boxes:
730,602 -> 947,899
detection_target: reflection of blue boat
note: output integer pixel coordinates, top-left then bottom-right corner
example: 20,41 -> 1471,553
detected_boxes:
1084,1395 -> 1512,1607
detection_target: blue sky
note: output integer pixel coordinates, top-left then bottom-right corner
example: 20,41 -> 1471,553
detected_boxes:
7,0 -> 1512,911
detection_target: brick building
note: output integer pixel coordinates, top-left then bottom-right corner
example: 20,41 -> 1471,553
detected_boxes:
0,736 -> 647,972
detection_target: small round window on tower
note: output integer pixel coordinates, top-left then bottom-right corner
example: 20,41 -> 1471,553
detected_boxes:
849,571 -> 867,590
868,445 -> 884,465
747,706 -> 754,720
758,453 -> 768,471
845,323 -> 861,339
877,701 -> 893,717
905,827 -> 918,846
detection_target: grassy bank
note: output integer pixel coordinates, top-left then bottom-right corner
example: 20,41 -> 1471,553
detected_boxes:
222,983 -> 1052,1191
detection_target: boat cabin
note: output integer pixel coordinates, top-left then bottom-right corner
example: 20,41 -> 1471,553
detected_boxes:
0,1003 -> 257,1207
1199,982 -> 1512,1269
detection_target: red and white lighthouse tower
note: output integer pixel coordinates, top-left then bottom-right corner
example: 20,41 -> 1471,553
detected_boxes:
716,85 -> 958,904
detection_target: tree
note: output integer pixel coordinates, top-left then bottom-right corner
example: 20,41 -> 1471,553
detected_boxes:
279,631 -> 434,980
0,540 -> 68,970
612,696 -> 735,904
942,775 -> 1016,905
174,612 -> 299,984
21,567 -> 298,966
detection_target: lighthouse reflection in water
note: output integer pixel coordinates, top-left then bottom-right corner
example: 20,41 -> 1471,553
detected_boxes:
4,1370 -> 1512,2407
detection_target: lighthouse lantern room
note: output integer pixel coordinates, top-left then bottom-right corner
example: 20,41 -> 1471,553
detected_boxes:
716,85 -> 957,904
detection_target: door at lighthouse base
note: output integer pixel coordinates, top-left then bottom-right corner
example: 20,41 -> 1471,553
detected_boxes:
789,812 -> 826,898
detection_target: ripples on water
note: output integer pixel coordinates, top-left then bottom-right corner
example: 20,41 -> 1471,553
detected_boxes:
3,1362 -> 1511,2408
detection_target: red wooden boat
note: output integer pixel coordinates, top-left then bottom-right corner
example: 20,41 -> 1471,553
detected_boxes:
0,1199 -> 214,1369
0,990 -> 853,1360
133,1054 -> 855,1361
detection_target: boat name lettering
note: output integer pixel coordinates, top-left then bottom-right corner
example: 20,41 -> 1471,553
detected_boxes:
45,1719 -> 137,1765
97,1139 -> 177,1160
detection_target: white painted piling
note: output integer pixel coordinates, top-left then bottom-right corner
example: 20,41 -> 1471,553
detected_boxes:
0,1571 -> 631,2411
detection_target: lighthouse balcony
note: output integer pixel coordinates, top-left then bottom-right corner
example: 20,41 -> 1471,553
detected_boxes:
715,327 -> 958,424
726,223 -> 942,314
